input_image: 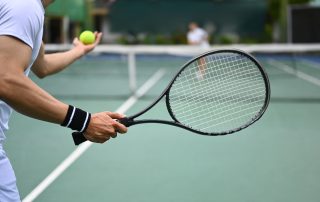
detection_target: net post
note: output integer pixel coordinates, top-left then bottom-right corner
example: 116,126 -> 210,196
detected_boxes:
128,51 -> 137,95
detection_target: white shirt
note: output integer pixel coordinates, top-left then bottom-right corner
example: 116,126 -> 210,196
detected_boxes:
0,0 -> 44,142
187,27 -> 210,48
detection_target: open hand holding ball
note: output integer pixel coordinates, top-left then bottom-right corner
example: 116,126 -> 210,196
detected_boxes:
79,30 -> 95,45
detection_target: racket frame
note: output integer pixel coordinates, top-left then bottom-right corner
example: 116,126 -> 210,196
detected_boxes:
73,49 -> 270,145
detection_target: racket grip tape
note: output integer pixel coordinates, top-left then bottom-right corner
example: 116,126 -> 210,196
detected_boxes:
118,117 -> 132,127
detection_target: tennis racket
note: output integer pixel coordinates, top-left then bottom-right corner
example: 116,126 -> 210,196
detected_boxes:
72,49 -> 270,145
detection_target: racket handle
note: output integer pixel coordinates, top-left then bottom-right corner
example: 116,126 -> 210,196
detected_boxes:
71,117 -> 132,146
118,117 -> 132,127
72,132 -> 87,145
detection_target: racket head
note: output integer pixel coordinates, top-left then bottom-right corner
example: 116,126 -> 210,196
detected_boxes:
165,49 -> 270,136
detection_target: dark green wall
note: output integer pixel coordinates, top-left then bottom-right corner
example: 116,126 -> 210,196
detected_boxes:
46,0 -> 88,22
109,0 -> 267,38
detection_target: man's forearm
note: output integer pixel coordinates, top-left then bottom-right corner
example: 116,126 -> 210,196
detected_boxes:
33,34 -> 102,78
0,71 -> 68,124
34,48 -> 84,78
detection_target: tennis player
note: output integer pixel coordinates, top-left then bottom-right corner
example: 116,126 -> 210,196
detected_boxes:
0,0 -> 127,201
187,22 -> 210,48
187,22 -> 210,79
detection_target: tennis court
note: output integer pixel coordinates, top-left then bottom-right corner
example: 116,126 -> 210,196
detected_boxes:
4,45 -> 320,202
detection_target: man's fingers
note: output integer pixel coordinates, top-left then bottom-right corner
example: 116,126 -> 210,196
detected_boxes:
113,121 -> 128,134
78,32 -> 102,52
84,132 -> 111,143
94,32 -> 102,45
82,111 -> 128,144
106,112 -> 126,119
73,37 -> 79,44
110,133 -> 117,138
104,112 -> 128,134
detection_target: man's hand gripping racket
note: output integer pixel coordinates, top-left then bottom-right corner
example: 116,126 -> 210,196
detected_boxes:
72,49 -> 270,145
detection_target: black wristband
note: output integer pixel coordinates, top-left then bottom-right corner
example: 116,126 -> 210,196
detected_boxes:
61,105 -> 91,132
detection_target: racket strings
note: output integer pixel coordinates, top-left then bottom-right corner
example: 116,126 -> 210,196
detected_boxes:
170,60 -> 265,110
178,99 -> 264,129
173,67 -> 261,94
182,55 -> 262,130
172,88 -> 265,121
168,52 -> 266,133
199,106 -> 264,131
171,91 -> 264,129
171,57 -> 262,96
171,81 -> 265,110
171,71 -> 265,105
170,78 -> 265,112
179,56 -> 253,82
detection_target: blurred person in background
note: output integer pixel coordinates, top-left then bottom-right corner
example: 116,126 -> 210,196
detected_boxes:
187,22 -> 210,48
187,22 -> 210,79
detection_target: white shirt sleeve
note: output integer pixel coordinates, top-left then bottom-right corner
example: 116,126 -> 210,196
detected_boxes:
0,0 -> 44,49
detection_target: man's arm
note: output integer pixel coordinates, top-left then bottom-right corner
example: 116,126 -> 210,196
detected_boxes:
0,35 -> 126,143
31,32 -> 102,78
0,36 -> 68,123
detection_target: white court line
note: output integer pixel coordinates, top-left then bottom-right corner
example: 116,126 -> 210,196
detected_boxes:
22,69 -> 166,202
267,59 -> 320,87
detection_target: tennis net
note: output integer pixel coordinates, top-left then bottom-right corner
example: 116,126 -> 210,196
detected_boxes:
42,43 -> 320,102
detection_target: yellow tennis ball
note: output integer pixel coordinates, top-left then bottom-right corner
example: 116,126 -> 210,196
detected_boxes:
79,30 -> 95,45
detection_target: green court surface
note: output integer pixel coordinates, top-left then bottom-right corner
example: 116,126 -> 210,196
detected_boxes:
4,53 -> 320,202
